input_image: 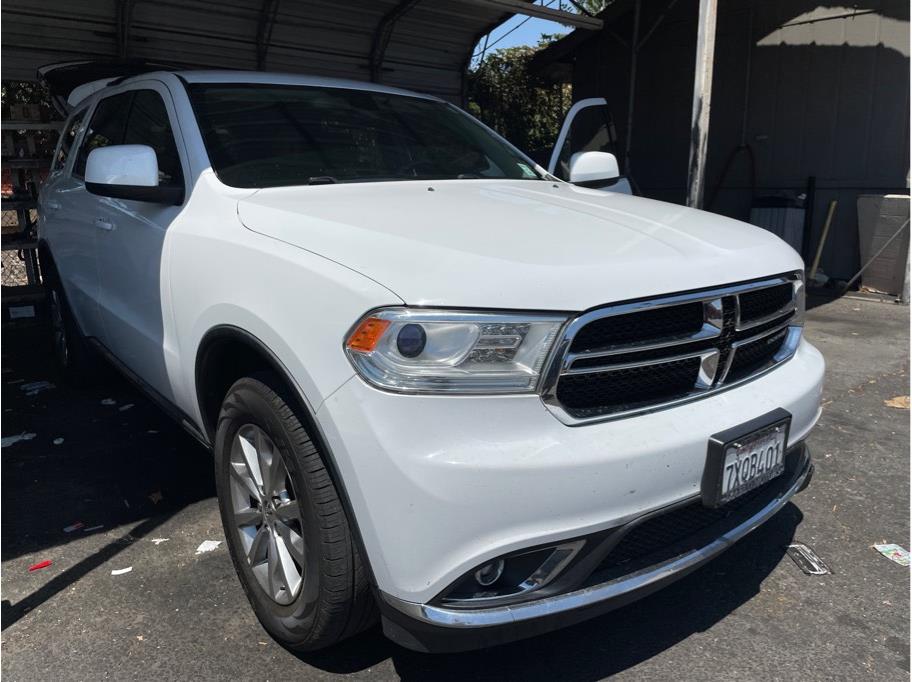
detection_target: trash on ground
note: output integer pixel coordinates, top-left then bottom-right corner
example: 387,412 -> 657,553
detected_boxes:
53,437 -> 64,445
28,560 -> 52,572
111,566 -> 133,576
63,522 -> 84,533
100,398 -> 117,406
2,432 -> 37,448
150,538 -> 170,545
195,540 -> 222,555
123,499 -> 130,508
884,395 -> 910,409
786,543 -> 832,575
872,543 -> 910,567
119,403 -> 135,412
20,381 -> 55,396
83,525 -> 104,533
147,430 -> 159,434
148,490 -> 164,504
136,635 -> 144,641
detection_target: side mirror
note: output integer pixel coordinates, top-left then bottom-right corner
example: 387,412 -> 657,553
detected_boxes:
85,145 -> 183,205
568,151 -> 620,185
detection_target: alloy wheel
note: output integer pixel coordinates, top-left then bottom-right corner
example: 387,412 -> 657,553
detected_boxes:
228,424 -> 306,605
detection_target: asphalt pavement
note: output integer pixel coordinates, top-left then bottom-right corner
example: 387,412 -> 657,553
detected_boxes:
1,293 -> 909,680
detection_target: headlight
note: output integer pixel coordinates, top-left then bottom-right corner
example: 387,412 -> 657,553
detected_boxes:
344,308 -> 568,393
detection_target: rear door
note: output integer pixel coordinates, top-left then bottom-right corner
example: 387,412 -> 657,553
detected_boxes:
39,102 -> 108,338
547,98 -> 632,194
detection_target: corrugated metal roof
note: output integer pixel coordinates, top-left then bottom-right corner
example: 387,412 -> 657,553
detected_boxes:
1,0 -> 524,101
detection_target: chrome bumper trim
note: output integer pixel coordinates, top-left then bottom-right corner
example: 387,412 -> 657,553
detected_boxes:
381,452 -> 812,629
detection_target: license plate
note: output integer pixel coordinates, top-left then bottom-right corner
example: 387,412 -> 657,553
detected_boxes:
702,409 -> 791,507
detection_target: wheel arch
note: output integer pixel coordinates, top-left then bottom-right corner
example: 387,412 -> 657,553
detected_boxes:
193,325 -> 379,588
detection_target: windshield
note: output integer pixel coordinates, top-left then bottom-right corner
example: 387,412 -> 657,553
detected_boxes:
187,83 -> 544,188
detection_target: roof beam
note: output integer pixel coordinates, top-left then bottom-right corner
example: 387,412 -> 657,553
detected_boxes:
457,0 -> 602,30
369,0 -> 422,82
116,0 -> 137,58
256,0 -> 280,70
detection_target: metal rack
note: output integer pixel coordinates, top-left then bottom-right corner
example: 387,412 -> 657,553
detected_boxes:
2,120 -> 58,316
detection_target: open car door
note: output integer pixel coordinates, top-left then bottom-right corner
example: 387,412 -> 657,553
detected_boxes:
547,98 -> 633,194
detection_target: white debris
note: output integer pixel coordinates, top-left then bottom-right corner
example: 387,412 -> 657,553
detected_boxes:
100,398 -> 117,406
118,403 -> 135,412
83,524 -> 104,532
150,538 -> 170,546
147,430 -> 159,434
2,432 -> 37,448
21,381 -> 55,396
195,540 -> 222,555
53,438 -> 64,445
110,566 -> 133,576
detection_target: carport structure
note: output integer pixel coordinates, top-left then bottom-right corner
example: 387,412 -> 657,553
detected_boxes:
0,0 -> 601,102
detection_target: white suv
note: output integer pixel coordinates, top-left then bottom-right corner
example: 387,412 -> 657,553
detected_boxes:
38,67 -> 824,653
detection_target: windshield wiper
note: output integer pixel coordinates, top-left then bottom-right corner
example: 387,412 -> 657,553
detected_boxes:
307,176 -> 338,185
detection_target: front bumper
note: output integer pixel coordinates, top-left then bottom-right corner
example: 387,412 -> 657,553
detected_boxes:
378,443 -> 812,652
316,338 -> 823,608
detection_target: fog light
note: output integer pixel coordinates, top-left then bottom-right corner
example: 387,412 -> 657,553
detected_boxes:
474,559 -> 504,587
396,323 -> 427,358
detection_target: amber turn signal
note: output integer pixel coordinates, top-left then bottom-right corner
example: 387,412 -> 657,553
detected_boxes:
346,317 -> 391,352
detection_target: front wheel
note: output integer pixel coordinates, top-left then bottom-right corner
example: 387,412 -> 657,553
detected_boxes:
214,375 -> 376,650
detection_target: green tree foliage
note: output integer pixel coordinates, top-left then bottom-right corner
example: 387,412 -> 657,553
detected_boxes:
1,80 -> 56,119
466,38 -> 571,160
573,0 -> 609,15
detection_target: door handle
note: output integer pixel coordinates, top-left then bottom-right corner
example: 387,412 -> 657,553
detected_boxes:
94,218 -> 114,231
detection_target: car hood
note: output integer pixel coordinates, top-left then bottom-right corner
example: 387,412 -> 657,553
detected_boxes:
237,180 -> 802,311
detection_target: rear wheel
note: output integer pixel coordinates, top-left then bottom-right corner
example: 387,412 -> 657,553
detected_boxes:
214,375 -> 377,650
45,264 -> 98,386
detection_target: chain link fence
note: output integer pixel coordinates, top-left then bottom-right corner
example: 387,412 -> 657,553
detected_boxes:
2,249 -> 35,287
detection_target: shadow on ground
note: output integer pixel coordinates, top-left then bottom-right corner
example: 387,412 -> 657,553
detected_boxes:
1,322 -> 214,628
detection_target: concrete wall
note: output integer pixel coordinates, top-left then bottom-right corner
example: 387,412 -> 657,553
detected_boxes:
571,0 -> 909,279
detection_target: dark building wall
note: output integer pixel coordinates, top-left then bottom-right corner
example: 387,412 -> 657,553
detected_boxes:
569,0 -> 909,279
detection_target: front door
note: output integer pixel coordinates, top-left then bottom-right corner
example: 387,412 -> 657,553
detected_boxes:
89,84 -> 188,401
547,98 -> 632,194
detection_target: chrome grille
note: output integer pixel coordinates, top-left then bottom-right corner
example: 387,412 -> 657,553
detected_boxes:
541,274 -> 803,425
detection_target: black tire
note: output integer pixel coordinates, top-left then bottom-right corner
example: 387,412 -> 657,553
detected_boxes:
44,260 -> 99,386
214,375 -> 377,651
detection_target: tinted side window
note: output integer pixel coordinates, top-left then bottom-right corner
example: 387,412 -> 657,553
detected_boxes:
124,90 -> 184,187
53,108 -> 88,171
73,92 -> 133,177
